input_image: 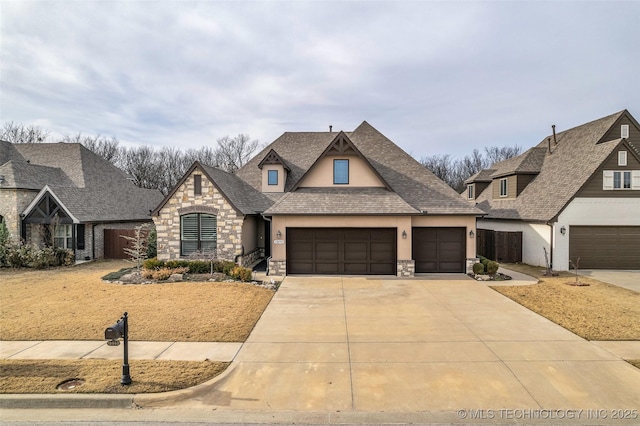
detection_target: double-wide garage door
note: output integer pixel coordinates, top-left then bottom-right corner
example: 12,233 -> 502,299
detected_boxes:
287,228 -> 396,275
569,226 -> 640,269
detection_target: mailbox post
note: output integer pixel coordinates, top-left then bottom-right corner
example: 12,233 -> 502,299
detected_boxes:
104,312 -> 132,385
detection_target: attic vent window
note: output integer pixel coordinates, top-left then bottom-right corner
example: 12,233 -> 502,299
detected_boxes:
621,125 -> 629,139
618,151 -> 627,166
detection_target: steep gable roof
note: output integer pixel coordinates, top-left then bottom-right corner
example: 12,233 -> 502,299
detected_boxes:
234,121 -> 483,216
152,161 -> 273,216
291,131 -> 393,191
474,110 -> 631,222
257,149 -> 291,171
2,141 -> 163,223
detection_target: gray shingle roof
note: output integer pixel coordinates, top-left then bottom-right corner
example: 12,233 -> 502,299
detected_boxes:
474,110 -> 629,222
234,122 -> 483,216
1,141 -> 163,223
199,164 -> 273,214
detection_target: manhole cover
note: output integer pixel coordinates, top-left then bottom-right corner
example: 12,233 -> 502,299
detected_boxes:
56,378 -> 85,391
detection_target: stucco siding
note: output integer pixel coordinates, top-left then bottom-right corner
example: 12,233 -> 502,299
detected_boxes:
297,155 -> 385,188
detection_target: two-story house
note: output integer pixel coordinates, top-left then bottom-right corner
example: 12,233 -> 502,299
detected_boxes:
152,121 -> 484,276
466,110 -> 640,271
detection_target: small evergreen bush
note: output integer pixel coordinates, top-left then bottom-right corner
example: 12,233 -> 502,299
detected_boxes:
472,262 -> 485,275
143,258 -> 165,270
486,260 -> 499,275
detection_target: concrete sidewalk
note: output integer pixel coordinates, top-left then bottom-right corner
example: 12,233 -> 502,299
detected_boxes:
0,340 -> 241,362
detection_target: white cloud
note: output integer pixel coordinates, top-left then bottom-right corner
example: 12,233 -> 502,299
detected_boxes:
1,1 -> 638,157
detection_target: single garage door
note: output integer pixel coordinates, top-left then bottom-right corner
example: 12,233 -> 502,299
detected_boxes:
569,226 -> 640,269
287,228 -> 396,275
413,227 -> 465,273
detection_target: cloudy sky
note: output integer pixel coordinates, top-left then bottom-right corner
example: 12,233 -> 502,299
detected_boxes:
1,1 -> 639,159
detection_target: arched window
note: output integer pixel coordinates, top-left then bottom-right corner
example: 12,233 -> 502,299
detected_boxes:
180,213 -> 217,256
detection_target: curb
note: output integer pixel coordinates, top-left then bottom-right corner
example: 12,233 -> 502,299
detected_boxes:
0,361 -> 239,410
0,393 -> 134,409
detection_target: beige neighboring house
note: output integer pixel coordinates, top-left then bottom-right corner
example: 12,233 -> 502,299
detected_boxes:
152,121 -> 484,276
0,140 -> 163,260
465,110 -> 640,271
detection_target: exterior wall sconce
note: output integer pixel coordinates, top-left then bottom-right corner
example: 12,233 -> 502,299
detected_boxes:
469,230 -> 475,238
560,226 -> 566,235
276,230 -> 282,239
402,230 -> 407,239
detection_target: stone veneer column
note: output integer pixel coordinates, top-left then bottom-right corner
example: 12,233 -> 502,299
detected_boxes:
397,260 -> 415,277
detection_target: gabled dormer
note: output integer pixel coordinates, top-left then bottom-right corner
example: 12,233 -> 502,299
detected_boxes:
258,149 -> 290,193
294,132 -> 391,190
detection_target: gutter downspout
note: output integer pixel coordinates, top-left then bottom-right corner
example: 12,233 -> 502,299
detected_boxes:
547,221 -> 554,270
91,224 -> 96,260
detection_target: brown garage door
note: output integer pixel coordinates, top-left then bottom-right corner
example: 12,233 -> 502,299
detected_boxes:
413,227 -> 466,273
287,228 -> 396,275
569,226 -> 640,269
104,229 -> 135,259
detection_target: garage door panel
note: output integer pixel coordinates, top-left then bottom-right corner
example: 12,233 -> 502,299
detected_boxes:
344,242 -> 368,260
570,226 -> 640,269
287,228 -> 396,275
413,227 -> 465,273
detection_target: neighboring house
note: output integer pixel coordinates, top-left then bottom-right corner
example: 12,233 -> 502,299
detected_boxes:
465,110 -> 640,271
153,121 -> 484,276
0,141 -> 163,260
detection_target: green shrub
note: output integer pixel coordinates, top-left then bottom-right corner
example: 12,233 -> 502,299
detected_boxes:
143,258 -> 165,270
165,259 -> 190,269
486,260 -> 499,275
146,227 -> 157,259
472,262 -> 485,275
187,260 -> 210,274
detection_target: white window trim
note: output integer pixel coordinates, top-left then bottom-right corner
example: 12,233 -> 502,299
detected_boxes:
618,151 -> 628,166
621,124 -> 629,139
604,170 -> 638,190
499,178 -> 508,197
467,184 -> 474,200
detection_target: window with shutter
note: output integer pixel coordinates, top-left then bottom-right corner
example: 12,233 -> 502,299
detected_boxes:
181,213 -> 217,256
603,170 -> 614,190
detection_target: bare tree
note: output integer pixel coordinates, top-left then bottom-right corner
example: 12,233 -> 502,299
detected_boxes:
64,133 -> 122,164
215,134 -> 260,172
422,145 -> 522,192
1,121 -> 50,143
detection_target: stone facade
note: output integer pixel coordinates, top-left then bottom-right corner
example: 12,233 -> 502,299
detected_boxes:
153,167 -> 244,261
238,247 -> 264,268
93,222 -> 151,260
268,258 -> 287,276
0,189 -> 37,242
397,259 -> 415,277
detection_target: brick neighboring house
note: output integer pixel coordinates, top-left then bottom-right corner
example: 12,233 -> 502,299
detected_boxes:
0,141 -> 163,260
465,110 -> 640,271
152,121 -> 484,276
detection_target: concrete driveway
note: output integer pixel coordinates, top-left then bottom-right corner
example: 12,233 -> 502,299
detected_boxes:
139,276 -> 640,413
580,270 -> 640,293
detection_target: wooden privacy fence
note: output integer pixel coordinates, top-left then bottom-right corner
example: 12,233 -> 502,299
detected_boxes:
476,229 -> 522,263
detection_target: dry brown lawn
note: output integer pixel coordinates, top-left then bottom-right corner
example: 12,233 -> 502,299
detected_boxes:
493,263 -> 640,341
0,260 -> 273,393
0,359 -> 228,394
0,260 -> 274,342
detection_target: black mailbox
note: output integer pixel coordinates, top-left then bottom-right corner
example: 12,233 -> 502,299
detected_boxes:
105,320 -> 124,340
